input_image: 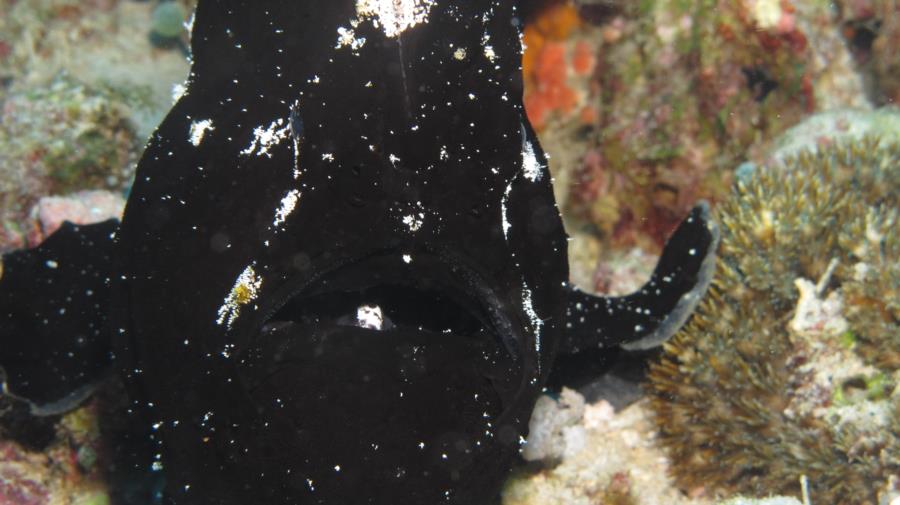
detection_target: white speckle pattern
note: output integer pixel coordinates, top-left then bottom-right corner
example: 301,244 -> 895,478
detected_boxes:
482,32 -> 497,62
483,45 -> 497,62
522,282 -> 543,358
241,118 -> 291,158
335,26 -> 367,50
189,119 -> 214,146
357,305 -> 384,330
501,182 -> 513,239
521,139 -> 542,182
216,265 -> 263,329
402,213 -> 424,232
356,0 -> 436,38
402,254 -> 413,264
273,189 -> 302,227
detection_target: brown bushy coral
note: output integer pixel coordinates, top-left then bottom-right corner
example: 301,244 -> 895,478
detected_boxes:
647,136 -> 900,505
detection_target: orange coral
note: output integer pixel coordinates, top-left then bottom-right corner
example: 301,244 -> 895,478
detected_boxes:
525,41 -> 579,129
572,40 -> 595,76
522,1 -> 583,78
522,2 -> 589,131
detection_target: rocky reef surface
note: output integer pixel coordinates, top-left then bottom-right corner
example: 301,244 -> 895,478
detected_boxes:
529,0 -> 898,287
0,0 -> 192,251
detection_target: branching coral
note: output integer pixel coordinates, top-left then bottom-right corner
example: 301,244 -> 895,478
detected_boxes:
648,136 -> 900,505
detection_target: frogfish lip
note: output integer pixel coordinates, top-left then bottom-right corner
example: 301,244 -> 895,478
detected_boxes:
247,250 -> 526,365
231,251 -> 528,500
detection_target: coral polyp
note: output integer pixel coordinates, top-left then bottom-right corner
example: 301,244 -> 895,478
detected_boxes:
647,136 -> 900,505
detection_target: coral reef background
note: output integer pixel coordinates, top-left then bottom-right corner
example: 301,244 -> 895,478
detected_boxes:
648,136 -> 900,505
0,0 -> 898,503
0,0 -> 191,251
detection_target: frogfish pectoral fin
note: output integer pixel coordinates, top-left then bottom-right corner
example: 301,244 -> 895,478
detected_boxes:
560,202 -> 719,354
0,219 -> 118,416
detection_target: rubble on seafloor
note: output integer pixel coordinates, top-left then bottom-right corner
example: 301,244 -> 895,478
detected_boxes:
506,388 -> 822,505
505,390 -> 714,505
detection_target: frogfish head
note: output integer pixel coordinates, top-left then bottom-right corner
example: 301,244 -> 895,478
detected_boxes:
114,1 -> 568,503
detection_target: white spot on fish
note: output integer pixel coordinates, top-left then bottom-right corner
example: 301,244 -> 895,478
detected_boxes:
402,213 -> 424,232
357,305 -> 384,330
521,139 -> 542,182
501,182 -> 513,239
336,26 -> 367,50
241,118 -> 291,158
355,0 -> 435,38
216,265 -> 263,329
483,45 -> 497,62
273,189 -> 302,227
482,32 -> 497,62
521,282 -> 543,364
189,119 -> 214,146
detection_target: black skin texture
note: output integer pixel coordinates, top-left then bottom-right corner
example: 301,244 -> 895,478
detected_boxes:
0,220 -> 117,414
0,1 -> 718,504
